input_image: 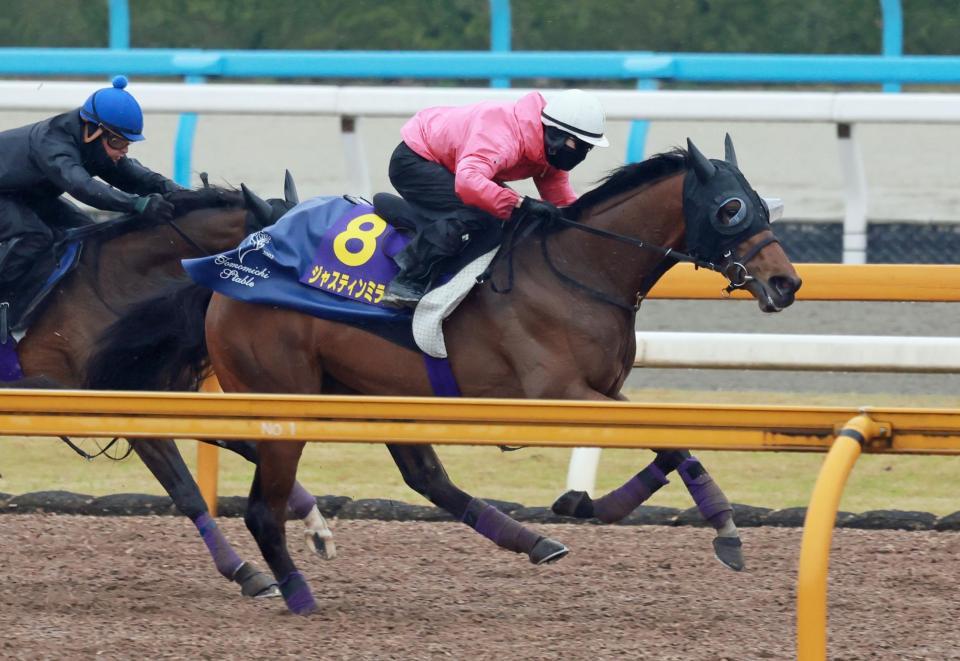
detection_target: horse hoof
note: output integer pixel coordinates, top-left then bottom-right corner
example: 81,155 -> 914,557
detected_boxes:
233,561 -> 281,598
713,536 -> 745,572
529,537 -> 569,565
306,530 -> 337,560
551,490 -> 595,519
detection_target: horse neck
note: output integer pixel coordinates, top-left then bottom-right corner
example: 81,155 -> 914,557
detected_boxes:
550,173 -> 686,306
90,207 -> 248,302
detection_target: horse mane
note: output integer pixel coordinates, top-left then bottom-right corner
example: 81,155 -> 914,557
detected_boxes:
569,148 -> 688,217
70,185 -> 243,246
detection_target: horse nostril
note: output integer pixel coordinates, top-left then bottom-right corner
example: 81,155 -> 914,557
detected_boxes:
770,275 -> 801,299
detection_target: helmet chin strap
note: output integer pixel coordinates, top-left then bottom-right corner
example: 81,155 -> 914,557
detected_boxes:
82,123 -> 104,144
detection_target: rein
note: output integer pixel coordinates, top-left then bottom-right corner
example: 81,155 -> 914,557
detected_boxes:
167,219 -> 212,257
59,435 -> 133,461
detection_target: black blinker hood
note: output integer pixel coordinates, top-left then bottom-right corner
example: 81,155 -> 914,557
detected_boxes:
682,159 -> 770,263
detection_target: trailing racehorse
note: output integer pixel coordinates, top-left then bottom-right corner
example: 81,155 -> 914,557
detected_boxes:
3,177 -> 335,598
85,137 -> 801,614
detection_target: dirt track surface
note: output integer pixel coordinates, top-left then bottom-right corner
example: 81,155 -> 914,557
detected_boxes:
1,516 -> 958,660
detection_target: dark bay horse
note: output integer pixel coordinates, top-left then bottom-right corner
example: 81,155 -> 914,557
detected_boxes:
85,137 -> 801,614
7,179 -> 335,598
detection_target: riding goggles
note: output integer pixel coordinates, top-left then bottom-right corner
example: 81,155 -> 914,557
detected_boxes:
101,125 -> 131,150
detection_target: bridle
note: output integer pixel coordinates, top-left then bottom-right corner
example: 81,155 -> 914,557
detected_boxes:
536,214 -> 778,312
718,232 -> 780,297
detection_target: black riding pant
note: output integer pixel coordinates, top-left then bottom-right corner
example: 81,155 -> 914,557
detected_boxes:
388,142 -> 502,280
0,194 -> 91,288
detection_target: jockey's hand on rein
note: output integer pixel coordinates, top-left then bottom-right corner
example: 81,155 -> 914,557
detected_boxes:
513,196 -> 563,227
134,193 -> 175,223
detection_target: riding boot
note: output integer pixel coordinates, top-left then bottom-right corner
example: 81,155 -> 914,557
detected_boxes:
381,225 -> 463,309
381,255 -> 441,308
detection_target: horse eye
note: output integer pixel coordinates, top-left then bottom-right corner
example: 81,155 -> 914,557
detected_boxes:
716,198 -> 744,226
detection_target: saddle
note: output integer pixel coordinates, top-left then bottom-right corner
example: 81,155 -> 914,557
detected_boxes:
0,215 -> 154,341
0,236 -> 76,342
183,194 -> 502,356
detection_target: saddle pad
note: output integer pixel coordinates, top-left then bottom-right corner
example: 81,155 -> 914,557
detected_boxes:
183,195 -> 483,355
413,248 -> 497,358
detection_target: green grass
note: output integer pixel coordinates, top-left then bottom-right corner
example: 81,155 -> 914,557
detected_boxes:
2,388 -> 958,515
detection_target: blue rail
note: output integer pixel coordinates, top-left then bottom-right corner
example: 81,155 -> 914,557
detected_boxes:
4,50 -> 960,84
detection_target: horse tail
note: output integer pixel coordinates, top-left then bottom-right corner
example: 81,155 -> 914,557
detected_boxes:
84,282 -> 213,392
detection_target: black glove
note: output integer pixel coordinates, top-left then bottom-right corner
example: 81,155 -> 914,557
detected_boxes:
512,196 -> 563,226
134,193 -> 175,223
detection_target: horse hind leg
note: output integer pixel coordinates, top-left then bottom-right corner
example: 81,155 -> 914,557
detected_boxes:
290,480 -> 336,560
128,438 -> 279,598
245,442 -> 318,615
215,439 -> 336,560
387,443 -> 568,565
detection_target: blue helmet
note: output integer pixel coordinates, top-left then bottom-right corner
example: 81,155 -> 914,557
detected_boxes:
79,75 -> 145,142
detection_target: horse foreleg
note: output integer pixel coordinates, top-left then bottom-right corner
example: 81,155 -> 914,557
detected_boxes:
552,391 -> 669,522
216,439 -> 336,559
387,443 -> 568,565
674,453 -> 743,571
553,447 -> 743,570
129,438 -> 279,597
246,440 -> 317,615
548,389 -> 743,569
552,457 -> 670,523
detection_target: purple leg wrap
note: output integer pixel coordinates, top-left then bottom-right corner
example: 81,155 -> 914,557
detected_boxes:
279,571 -> 317,615
593,463 -> 669,523
463,499 -> 540,554
678,457 -> 733,528
287,481 -> 317,520
194,513 -> 244,579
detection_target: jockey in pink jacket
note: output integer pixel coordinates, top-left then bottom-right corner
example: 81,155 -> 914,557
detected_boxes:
380,89 -> 609,308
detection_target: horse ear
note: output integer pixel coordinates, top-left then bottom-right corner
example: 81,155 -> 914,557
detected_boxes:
724,133 -> 738,168
283,170 -> 300,206
241,183 -> 273,225
687,138 -> 716,182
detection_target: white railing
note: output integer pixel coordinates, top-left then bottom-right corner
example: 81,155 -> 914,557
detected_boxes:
5,81 -> 960,121
632,332 -> 960,372
4,81 -> 960,263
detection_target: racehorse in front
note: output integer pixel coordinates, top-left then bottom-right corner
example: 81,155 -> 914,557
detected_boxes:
2,177 -> 335,598
85,136 -> 801,614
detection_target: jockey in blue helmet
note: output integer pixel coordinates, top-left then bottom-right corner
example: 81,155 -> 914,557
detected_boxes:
0,75 -> 183,325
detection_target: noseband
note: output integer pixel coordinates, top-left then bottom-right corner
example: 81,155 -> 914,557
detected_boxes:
719,232 -> 780,297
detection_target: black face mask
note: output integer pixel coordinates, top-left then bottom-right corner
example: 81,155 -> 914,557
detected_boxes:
682,159 -> 770,263
79,133 -> 117,173
544,126 -> 591,171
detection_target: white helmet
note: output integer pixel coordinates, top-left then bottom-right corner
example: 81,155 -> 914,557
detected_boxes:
541,89 -> 609,148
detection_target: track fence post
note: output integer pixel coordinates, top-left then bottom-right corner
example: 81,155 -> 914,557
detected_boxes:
837,123 -> 868,264
796,413 -> 886,661
196,375 -> 222,516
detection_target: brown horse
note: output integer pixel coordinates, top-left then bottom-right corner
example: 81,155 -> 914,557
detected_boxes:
85,136 -> 801,614
6,178 -> 335,598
